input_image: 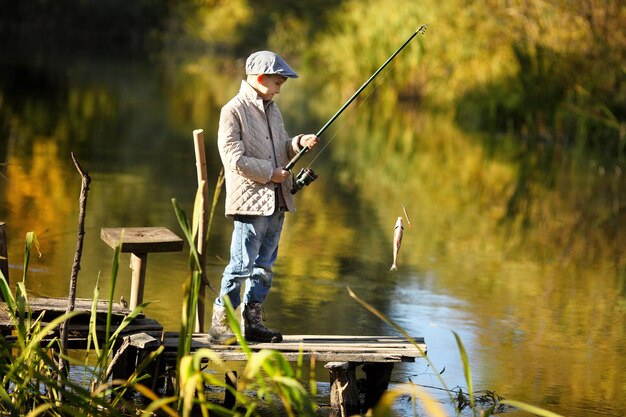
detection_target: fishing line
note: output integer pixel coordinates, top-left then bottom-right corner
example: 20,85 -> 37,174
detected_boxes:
305,61 -> 397,169
288,25 -> 427,194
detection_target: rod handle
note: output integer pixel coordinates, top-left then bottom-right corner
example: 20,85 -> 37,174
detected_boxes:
285,145 -> 309,171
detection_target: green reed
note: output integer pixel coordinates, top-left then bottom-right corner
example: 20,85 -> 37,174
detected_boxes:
84,235 -> 154,401
0,227 -> 169,416
0,233 -> 124,416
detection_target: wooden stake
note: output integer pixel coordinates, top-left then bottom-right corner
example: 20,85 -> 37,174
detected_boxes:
58,153 -> 91,384
130,253 -> 148,309
193,129 -> 209,332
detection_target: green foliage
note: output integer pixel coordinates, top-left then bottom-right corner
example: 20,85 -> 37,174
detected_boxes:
173,298 -> 317,417
171,193 -> 203,391
452,331 -> 475,415
21,231 -> 40,284
501,400 -> 566,417
185,0 -> 341,53
0,234 -> 119,416
2,0 -> 622,149
84,239 -> 152,398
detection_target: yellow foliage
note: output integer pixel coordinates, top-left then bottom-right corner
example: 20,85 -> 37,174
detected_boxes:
194,0 -> 252,46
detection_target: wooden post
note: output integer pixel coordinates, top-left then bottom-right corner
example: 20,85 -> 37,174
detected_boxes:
0,222 -> 8,300
224,370 -> 237,409
110,337 -> 134,382
325,362 -> 360,417
193,129 -> 209,332
362,363 -> 394,411
129,253 -> 148,309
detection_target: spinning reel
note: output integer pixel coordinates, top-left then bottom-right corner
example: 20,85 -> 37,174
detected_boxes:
291,167 -> 318,194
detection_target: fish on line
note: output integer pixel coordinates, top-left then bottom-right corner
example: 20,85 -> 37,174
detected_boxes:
390,216 -> 404,271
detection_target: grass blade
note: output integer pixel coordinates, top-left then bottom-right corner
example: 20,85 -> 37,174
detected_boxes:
22,231 -> 40,284
452,330 -> 475,415
346,286 -> 458,413
501,400 -> 565,417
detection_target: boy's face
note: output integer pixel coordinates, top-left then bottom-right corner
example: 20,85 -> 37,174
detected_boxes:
256,74 -> 288,100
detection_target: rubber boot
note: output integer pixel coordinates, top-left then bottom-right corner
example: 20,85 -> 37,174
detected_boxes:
208,304 -> 236,344
242,302 -> 283,343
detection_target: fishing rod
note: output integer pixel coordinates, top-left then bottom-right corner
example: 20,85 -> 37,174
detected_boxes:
287,24 -> 428,194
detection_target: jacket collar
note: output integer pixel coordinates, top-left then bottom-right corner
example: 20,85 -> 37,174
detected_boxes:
240,80 -> 273,112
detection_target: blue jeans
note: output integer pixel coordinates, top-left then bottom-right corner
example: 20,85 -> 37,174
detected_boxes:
215,210 -> 285,309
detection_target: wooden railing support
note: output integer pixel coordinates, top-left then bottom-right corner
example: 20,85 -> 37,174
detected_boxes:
325,362 -> 360,417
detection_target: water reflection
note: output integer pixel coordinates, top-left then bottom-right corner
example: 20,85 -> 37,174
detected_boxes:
1,52 -> 625,417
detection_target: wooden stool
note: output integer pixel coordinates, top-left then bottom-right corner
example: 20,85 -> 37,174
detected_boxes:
101,227 -> 184,309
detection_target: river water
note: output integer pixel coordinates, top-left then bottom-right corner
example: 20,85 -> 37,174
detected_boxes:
1,52 -> 625,416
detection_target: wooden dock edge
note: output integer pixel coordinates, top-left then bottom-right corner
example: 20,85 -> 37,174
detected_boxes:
126,332 -> 426,415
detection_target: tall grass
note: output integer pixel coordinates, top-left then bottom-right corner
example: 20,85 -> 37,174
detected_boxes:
0,233 -> 123,416
173,297 -> 317,417
0,230 -> 166,416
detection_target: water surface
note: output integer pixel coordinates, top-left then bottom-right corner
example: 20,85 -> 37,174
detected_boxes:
1,52 -> 625,416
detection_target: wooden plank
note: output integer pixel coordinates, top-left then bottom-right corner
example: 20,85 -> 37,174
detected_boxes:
161,351 -> 408,363
100,227 -> 183,253
66,318 -> 164,335
127,332 -> 160,349
162,332 -> 424,343
2,318 -> 164,349
1,297 -> 139,329
0,302 -> 10,333
24,297 -> 133,315
206,344 -> 422,355
158,334 -> 426,363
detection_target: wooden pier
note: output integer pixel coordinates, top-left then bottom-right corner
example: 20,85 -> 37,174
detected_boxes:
1,297 -> 426,415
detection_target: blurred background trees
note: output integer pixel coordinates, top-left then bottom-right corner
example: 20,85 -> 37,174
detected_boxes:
1,0 -> 623,151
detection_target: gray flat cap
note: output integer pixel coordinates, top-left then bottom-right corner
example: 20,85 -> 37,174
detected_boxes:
245,51 -> 299,78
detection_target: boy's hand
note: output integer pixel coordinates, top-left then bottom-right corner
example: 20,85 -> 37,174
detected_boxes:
271,167 -> 291,183
300,134 -> 319,149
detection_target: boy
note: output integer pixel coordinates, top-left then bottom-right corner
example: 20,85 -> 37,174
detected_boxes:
209,51 -> 319,343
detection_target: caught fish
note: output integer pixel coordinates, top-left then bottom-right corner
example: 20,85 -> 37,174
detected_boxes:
390,217 -> 404,271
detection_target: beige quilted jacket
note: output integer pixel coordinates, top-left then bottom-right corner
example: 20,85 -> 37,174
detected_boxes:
218,81 -> 303,216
